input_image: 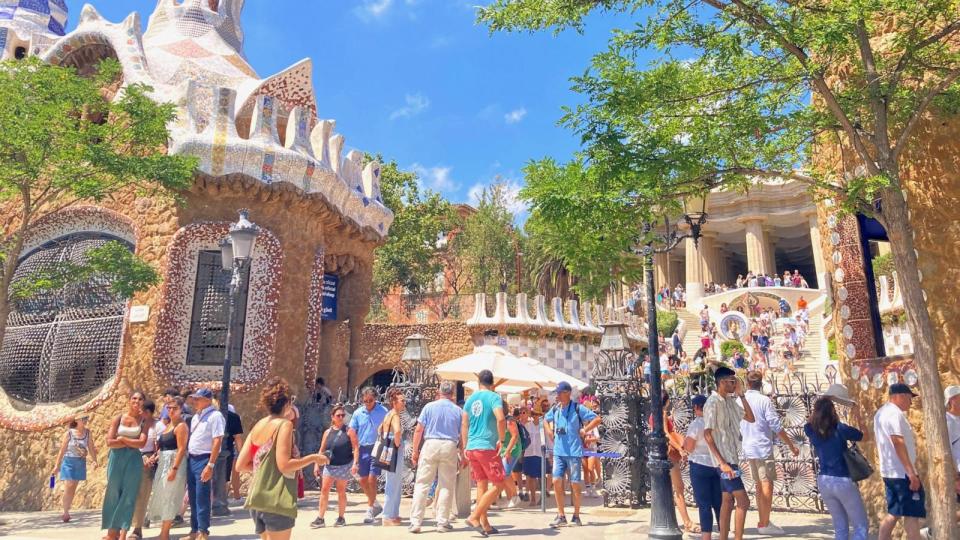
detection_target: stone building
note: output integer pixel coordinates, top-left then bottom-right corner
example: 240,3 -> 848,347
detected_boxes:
0,0 -> 393,510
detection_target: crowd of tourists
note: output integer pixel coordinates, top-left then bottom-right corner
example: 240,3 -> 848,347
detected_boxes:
650,269 -> 812,310
50,363 -> 957,540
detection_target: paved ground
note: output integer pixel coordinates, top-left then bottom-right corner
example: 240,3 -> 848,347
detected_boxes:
0,492 -> 838,539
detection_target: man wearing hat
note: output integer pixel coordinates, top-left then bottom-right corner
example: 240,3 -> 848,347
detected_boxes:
945,386 -> 960,503
544,381 -> 601,528
185,388 -> 225,540
874,383 -> 923,540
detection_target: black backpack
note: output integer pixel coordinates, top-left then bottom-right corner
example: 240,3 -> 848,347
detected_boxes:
517,422 -> 531,451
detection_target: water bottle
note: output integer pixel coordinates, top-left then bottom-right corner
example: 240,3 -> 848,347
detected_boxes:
49,475 -> 55,489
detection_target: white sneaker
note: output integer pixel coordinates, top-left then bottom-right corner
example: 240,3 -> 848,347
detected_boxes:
507,495 -> 522,509
757,523 -> 785,535
372,502 -> 383,518
408,523 -> 421,534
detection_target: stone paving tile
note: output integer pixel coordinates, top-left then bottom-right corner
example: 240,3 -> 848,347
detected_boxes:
0,492 -> 839,540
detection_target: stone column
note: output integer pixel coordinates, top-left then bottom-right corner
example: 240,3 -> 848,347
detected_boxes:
741,217 -> 771,275
654,252 -> 670,290
699,234 -> 716,284
807,211 -> 828,289
764,228 -> 777,277
685,235 -> 705,306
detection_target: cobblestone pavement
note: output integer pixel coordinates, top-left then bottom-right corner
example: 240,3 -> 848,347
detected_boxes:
0,492 -> 840,539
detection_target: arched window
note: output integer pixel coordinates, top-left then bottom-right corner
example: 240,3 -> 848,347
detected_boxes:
0,233 -> 130,404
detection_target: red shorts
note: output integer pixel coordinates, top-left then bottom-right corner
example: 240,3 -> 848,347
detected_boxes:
466,449 -> 505,483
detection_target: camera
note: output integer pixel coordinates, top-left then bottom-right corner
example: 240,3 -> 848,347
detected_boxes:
556,427 -> 567,436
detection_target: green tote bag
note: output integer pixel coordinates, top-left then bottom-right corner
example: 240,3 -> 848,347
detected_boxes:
245,428 -> 298,519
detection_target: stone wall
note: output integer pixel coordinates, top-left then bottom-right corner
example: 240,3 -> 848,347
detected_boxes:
0,176 -> 380,511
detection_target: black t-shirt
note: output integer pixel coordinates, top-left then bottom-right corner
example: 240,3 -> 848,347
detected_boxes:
223,411 -> 244,455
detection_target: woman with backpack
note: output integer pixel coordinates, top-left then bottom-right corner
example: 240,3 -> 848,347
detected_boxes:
310,403 -> 359,528
499,402 -> 524,509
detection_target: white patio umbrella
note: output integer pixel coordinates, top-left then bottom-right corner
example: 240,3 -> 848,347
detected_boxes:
463,381 -> 539,395
434,345 -> 548,389
518,356 -> 589,390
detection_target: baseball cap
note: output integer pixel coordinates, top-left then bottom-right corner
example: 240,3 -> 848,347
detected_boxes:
554,381 -> 573,393
190,388 -> 214,399
944,385 -> 960,406
889,383 -> 917,397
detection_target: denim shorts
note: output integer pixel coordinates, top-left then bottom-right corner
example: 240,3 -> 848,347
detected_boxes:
553,456 -> 582,484
250,509 -> 295,533
522,456 -> 543,478
719,463 -> 746,493
884,477 -> 926,518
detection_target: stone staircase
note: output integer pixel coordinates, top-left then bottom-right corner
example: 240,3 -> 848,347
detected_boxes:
675,309 -> 707,354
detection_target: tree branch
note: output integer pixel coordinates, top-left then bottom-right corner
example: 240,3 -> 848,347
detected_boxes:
890,19 -> 960,94
892,67 -> 960,160
855,18 -> 889,153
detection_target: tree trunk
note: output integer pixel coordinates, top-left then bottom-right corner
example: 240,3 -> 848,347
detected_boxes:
881,187 -> 958,539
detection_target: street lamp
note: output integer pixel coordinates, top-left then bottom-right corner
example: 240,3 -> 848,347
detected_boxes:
639,195 -> 708,540
218,209 -> 260,413
399,333 -> 433,385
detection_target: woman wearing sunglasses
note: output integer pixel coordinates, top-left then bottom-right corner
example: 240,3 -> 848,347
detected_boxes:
311,403 -> 359,528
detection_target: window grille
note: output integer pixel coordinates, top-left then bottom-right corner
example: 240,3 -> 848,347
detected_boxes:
185,250 -> 250,366
0,233 -> 130,404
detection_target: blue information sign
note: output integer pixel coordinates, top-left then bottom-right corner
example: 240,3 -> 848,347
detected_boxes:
321,273 -> 339,320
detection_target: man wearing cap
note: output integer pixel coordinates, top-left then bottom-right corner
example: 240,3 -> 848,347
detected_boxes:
544,381 -> 601,528
703,366 -> 755,540
874,383 -> 923,540
185,388 -> 224,540
740,371 -> 799,535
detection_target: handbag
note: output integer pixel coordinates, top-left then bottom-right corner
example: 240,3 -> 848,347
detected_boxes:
245,422 -> 298,519
843,443 -> 874,482
372,413 -> 399,473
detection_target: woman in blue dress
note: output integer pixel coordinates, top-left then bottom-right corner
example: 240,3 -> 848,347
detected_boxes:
52,414 -> 99,522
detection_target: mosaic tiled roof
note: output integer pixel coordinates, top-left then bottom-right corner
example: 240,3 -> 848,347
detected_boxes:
19,0 -> 394,240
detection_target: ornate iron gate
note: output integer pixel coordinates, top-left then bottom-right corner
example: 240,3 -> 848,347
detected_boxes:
668,373 -> 829,513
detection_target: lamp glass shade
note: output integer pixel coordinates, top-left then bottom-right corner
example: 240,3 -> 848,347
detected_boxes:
600,323 -> 630,352
229,210 -> 260,260
401,334 -> 431,363
683,194 -> 709,221
219,238 -> 234,271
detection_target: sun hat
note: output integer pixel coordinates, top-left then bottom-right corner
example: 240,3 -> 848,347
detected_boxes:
944,385 -> 960,407
823,383 -> 855,406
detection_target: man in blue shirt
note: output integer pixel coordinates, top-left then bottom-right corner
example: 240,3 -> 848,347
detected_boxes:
348,386 -> 389,524
409,380 -> 468,533
544,381 -> 601,528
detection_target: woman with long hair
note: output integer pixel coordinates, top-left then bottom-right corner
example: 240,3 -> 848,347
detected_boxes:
147,397 -> 189,540
804,396 -> 868,540
102,391 -> 148,539
237,377 -> 329,539
581,399 -> 602,498
651,394 -> 697,534
499,400 -> 523,508
52,414 -> 98,523
310,403 -> 359,528
380,387 -> 406,526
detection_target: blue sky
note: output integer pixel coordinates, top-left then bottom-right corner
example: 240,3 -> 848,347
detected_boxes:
66,1 -> 636,211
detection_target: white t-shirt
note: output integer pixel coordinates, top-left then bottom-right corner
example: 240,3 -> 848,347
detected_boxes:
524,420 -> 543,458
684,417 -> 716,467
947,412 -> 960,473
873,402 -> 917,478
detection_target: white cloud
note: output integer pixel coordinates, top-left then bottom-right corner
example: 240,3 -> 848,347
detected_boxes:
389,93 -> 430,120
411,163 -> 457,193
358,0 -> 393,19
504,107 -> 527,124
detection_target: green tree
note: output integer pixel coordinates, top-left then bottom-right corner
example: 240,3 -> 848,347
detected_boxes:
460,183 -> 520,296
370,157 -> 455,310
0,57 -> 196,343
480,1 -> 960,532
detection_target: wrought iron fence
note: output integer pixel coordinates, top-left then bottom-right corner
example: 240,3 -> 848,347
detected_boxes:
667,373 -> 830,513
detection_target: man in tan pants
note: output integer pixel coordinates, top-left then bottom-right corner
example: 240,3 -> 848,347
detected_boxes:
409,380 -> 468,534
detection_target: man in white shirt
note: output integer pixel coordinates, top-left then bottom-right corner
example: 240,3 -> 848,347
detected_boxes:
703,366 -> 755,540
946,386 -> 960,504
740,372 -> 799,535
874,384 -> 923,540
186,388 -> 225,540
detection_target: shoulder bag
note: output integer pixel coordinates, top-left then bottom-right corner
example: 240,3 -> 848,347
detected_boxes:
372,412 -> 399,472
843,443 -> 874,482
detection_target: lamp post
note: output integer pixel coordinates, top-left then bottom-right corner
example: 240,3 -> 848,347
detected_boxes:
218,209 -> 260,413
639,195 -> 708,540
